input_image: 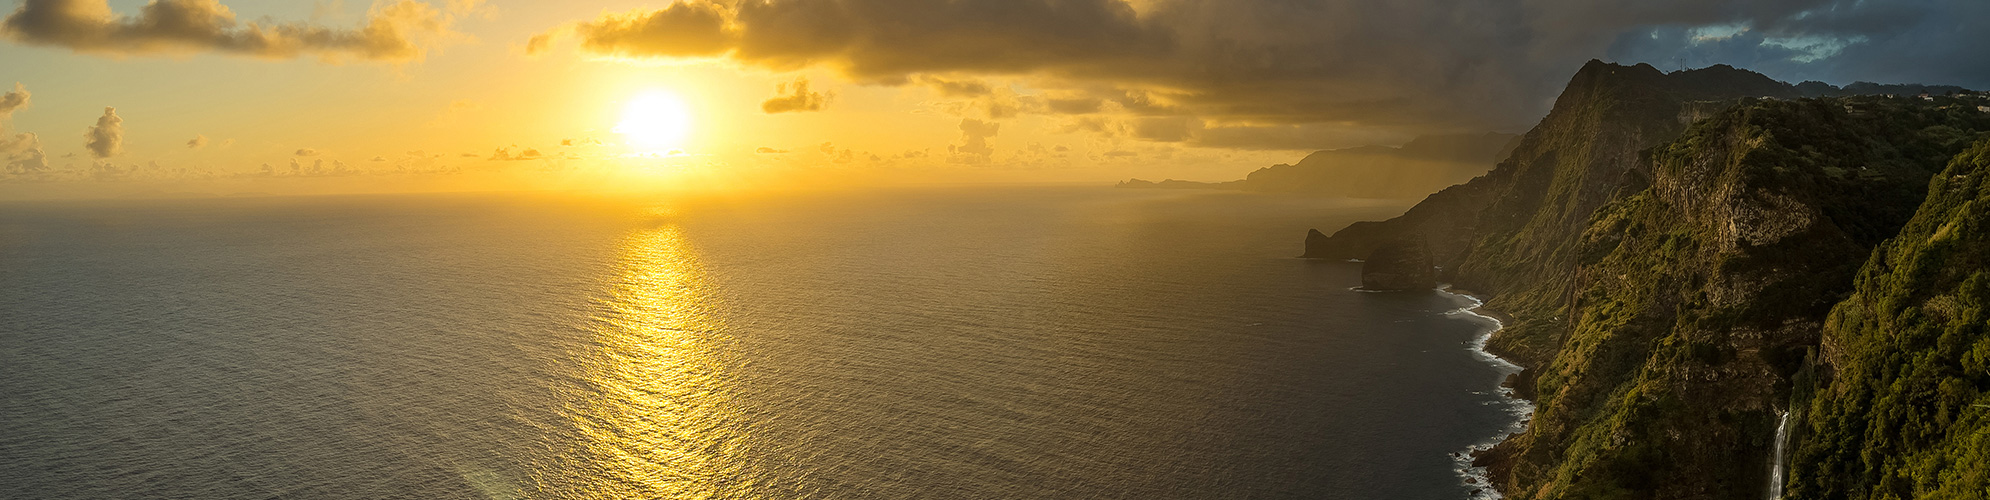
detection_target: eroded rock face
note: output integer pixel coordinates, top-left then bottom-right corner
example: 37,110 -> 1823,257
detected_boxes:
1360,237 -> 1435,291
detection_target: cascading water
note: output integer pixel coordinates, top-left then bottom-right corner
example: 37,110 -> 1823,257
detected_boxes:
1766,410 -> 1792,500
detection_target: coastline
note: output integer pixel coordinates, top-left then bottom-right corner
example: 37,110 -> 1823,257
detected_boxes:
1435,285 -> 1533,500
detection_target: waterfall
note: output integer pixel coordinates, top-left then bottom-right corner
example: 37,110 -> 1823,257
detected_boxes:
1766,410 -> 1792,500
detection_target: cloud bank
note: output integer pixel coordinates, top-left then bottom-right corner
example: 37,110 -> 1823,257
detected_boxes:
535,0 -> 1990,148
2,0 -> 478,62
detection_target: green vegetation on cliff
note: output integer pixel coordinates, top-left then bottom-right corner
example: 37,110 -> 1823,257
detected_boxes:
1312,60 -> 1990,499
1480,89 -> 1990,500
1786,139 -> 1990,500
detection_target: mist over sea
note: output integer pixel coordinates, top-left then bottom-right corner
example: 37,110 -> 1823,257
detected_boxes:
1,186 -> 1525,499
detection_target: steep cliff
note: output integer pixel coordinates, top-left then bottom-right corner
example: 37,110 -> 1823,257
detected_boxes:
1309,60 -> 1990,499
1305,61 -> 1794,276
1474,91 -> 1989,500
1785,139 -> 1990,500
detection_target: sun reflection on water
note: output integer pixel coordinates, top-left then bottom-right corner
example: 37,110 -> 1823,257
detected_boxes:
556,221 -> 748,498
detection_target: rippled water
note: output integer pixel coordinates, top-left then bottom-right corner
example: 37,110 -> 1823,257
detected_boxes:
1,186 -> 1524,499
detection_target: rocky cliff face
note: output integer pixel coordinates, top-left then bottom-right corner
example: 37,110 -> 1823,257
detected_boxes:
1474,92 -> 1987,500
1359,236 -> 1435,291
1785,138 -> 1990,500
1311,61 -> 1990,499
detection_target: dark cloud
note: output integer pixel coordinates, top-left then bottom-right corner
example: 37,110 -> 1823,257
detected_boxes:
1190,124 -> 1408,151
761,77 -> 832,113
186,134 -> 206,149
84,106 -> 120,159
1603,1 -> 1990,87
1133,116 -> 1195,142
2,0 -> 472,62
917,75 -> 992,97
1043,96 -> 1101,114
564,1 -> 733,59
0,82 -> 28,118
295,148 -> 319,156
537,0 -> 1990,148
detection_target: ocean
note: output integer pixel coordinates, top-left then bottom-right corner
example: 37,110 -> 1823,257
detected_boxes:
0,186 -> 1526,499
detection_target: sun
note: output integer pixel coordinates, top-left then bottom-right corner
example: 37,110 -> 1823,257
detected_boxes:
615,91 -> 694,152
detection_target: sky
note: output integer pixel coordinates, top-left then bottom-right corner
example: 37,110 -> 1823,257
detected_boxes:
1,0 -> 1986,197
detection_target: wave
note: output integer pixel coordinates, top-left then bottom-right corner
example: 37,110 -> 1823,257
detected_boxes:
1436,285 -> 1535,500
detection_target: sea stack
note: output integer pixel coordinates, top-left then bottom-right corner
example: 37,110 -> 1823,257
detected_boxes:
1301,228 -> 1331,258
1359,236 -> 1435,291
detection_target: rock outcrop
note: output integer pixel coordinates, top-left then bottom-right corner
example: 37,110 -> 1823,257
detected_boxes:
1359,237 -> 1435,291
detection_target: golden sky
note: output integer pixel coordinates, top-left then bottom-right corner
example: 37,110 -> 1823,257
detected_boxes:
1,0 -> 1984,197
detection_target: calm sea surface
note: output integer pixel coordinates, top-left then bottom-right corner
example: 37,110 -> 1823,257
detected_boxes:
1,186 -> 1523,499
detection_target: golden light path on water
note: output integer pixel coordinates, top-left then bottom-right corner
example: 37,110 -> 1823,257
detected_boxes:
552,218 -> 749,498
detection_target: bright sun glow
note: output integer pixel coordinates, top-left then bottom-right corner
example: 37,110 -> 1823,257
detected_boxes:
615,91 -> 694,152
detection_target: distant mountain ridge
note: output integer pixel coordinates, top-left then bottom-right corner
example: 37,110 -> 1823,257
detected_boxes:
1118,132 -> 1520,199
1304,60 -> 1990,499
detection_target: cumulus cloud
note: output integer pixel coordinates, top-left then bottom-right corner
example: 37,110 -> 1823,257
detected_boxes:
84,106 -> 121,159
0,83 -> 42,175
1,0 -> 477,63
948,118 -> 998,161
295,148 -> 319,156
0,82 -> 28,118
533,0 -> 1990,148
186,134 -> 207,149
761,77 -> 832,113
2,131 -> 47,173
